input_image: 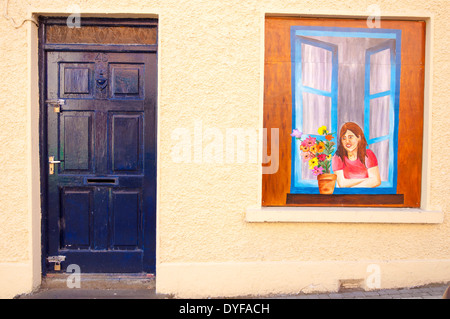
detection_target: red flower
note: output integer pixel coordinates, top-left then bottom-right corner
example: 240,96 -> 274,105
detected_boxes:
325,134 -> 333,141
317,154 -> 327,161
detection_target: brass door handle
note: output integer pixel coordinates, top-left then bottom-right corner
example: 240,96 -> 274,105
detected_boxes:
49,156 -> 61,175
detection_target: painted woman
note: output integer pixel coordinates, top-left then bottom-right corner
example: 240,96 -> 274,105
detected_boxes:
332,122 -> 381,188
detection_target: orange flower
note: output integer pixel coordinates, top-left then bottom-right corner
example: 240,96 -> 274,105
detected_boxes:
309,145 -> 317,154
300,145 -> 309,152
325,134 -> 333,141
317,142 -> 325,153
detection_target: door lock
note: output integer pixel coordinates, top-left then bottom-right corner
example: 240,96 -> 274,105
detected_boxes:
47,255 -> 66,271
49,156 -> 61,175
46,99 -> 65,113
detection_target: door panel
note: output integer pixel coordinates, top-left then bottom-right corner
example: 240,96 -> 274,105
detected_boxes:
60,63 -> 95,99
61,112 -> 94,173
110,64 -> 145,99
110,113 -> 143,173
61,188 -> 93,249
46,48 -> 156,273
111,190 -> 142,249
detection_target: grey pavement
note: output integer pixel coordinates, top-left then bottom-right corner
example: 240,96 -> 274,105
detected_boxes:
16,281 -> 449,299
267,284 -> 449,299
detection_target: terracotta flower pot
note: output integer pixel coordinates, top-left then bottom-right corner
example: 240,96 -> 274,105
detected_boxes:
317,173 -> 337,194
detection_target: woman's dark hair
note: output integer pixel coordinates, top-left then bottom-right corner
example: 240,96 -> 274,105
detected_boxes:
335,122 -> 368,165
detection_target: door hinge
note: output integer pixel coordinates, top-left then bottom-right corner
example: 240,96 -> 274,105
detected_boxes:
47,255 -> 66,271
46,99 -> 65,113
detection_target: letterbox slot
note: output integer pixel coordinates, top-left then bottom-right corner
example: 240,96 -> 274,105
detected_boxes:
85,178 -> 117,185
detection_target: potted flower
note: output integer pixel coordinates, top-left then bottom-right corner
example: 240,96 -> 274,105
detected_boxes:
291,126 -> 337,194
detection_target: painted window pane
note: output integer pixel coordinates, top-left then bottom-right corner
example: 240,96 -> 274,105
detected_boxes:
301,43 -> 332,92
301,159 -> 315,180
369,95 -> 390,139
370,48 -> 391,95
369,139 -> 389,181
302,91 -> 331,135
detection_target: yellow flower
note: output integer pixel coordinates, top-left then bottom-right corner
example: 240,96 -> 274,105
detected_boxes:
317,142 -> 325,153
308,157 -> 318,169
309,145 -> 317,154
318,126 -> 328,135
326,154 -> 332,160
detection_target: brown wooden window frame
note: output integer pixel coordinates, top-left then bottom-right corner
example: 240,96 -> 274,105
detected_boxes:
262,17 -> 426,208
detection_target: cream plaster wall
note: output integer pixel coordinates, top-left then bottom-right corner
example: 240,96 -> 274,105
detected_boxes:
0,0 -> 448,298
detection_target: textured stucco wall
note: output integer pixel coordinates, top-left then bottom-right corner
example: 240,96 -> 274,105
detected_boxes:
0,0 -> 449,298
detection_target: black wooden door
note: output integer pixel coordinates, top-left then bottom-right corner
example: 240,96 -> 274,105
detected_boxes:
45,49 -> 157,273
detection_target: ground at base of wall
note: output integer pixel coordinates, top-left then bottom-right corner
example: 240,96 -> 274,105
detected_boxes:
15,275 -> 449,299
261,282 -> 450,299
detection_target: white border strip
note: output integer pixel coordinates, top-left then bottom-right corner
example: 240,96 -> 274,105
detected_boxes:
246,207 -> 443,224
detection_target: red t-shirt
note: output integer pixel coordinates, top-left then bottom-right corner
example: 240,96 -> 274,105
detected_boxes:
332,149 -> 378,179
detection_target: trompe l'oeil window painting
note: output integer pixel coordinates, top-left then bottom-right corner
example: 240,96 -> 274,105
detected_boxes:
290,26 -> 401,195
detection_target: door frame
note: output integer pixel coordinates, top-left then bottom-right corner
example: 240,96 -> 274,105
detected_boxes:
39,17 -> 158,276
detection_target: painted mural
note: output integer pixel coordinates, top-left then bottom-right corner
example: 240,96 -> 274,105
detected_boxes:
290,26 -> 401,194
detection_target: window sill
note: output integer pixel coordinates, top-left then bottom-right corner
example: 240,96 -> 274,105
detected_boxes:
286,193 -> 404,206
245,207 -> 444,224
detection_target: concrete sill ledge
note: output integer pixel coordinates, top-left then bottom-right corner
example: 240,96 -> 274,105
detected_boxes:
245,207 -> 444,224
